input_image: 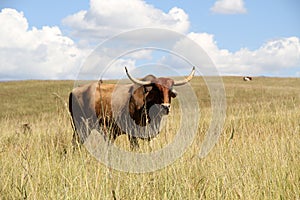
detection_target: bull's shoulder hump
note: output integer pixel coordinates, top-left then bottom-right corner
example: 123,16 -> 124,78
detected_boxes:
142,74 -> 156,81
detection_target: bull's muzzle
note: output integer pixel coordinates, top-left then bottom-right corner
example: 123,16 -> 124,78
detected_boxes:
161,103 -> 171,114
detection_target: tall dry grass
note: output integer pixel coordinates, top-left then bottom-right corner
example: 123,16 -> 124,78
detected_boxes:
0,77 -> 299,199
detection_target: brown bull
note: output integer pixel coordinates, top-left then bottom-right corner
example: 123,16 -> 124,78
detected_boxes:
69,67 -> 195,149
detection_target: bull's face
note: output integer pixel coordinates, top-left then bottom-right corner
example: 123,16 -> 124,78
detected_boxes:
125,67 -> 195,116
145,78 -> 177,114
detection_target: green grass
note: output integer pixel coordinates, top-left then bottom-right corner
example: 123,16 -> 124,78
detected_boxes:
0,77 -> 299,199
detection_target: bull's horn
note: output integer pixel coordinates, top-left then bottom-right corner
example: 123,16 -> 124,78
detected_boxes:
174,66 -> 195,86
125,67 -> 151,85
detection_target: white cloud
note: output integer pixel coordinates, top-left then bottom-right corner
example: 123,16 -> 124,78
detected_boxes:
62,0 -> 190,43
159,32 -> 300,76
211,0 -> 247,14
186,33 -> 300,76
1,3 -> 299,80
0,8 -> 87,80
60,0 -> 191,79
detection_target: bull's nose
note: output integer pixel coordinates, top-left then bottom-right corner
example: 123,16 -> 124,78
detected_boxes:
161,103 -> 171,112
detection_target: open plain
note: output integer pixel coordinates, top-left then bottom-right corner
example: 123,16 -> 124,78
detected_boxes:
0,77 -> 299,199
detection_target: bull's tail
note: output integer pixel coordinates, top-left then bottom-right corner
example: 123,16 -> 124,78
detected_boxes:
69,92 -> 81,147
68,92 -> 75,121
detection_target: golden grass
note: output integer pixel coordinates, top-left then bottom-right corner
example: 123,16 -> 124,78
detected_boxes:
0,77 -> 299,199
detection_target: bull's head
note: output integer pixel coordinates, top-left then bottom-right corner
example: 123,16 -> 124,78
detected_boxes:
125,67 -> 195,117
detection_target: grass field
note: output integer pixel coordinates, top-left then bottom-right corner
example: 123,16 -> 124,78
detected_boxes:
0,77 -> 299,199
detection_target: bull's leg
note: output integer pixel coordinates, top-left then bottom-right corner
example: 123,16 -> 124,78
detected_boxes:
72,119 -> 91,149
146,137 -> 153,152
128,135 -> 139,150
102,120 -> 118,144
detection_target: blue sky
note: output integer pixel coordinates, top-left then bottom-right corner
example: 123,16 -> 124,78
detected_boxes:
0,0 -> 299,80
147,0 -> 300,51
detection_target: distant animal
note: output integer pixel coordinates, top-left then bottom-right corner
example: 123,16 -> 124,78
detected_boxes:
243,76 -> 252,81
69,67 -> 195,149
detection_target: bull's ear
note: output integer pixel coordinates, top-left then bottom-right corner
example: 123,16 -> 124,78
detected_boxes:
143,85 -> 153,93
170,88 -> 177,98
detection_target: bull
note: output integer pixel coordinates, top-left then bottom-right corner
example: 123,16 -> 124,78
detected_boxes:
69,67 -> 195,149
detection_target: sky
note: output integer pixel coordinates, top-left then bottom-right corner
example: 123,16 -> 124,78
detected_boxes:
0,0 -> 299,80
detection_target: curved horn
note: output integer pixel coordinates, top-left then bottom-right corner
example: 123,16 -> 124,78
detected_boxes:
125,67 -> 151,85
174,66 -> 195,86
